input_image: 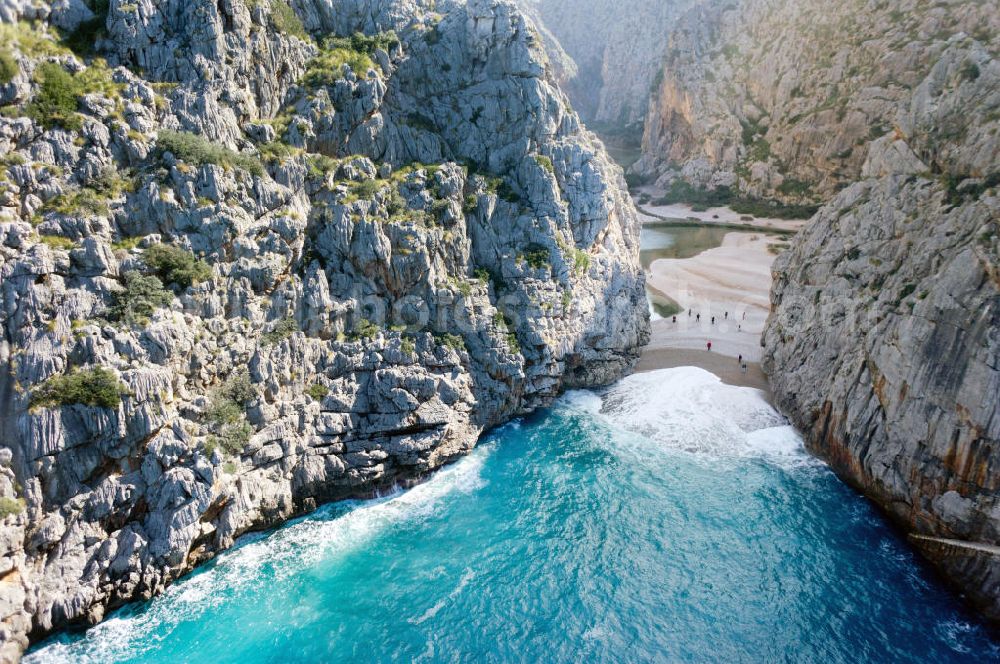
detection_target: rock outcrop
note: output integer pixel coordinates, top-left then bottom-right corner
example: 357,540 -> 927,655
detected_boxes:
637,0 -> 999,204
763,37 -> 1000,620
0,0 -> 649,658
516,0 -> 697,131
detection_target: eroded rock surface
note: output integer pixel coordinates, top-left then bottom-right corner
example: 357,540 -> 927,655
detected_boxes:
0,0 -> 648,658
516,0 -> 697,130
763,39 -> 1000,620
637,0 -> 999,204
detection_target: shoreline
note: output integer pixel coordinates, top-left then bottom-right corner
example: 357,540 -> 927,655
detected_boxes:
643,232 -> 778,358
639,214 -> 799,236
634,348 -> 771,396
633,186 -> 809,234
633,215 -> 802,397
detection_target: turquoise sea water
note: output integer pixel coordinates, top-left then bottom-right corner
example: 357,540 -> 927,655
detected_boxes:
29,368 -> 1000,663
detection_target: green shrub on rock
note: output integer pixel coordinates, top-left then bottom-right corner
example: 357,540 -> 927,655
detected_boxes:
205,422 -> 253,458
40,168 -> 133,219
156,130 -> 264,177
203,370 -> 257,458
522,244 -> 550,269
436,332 -> 466,352
42,188 -> 110,217
534,154 -> 554,174
24,57 -> 122,129
0,497 -> 25,519
26,62 -> 83,131
300,32 -> 397,88
65,0 -> 110,57
306,383 -> 329,401
262,317 -> 299,345
143,244 -> 212,289
776,178 -> 813,197
31,367 -> 127,410
961,61 -> 980,82
349,178 -> 382,201
109,271 -> 174,324
86,166 -> 134,196
271,1 -> 308,40
204,370 -> 257,432
214,370 -> 257,410
350,318 -> 380,340
0,47 -> 18,84
39,234 -> 76,250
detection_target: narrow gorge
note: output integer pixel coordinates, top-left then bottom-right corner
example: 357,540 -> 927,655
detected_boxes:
1,0 -> 999,662
526,0 -> 1000,634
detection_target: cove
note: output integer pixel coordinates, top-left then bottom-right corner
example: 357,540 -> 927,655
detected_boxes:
639,223 -> 733,270
27,369 -> 1000,663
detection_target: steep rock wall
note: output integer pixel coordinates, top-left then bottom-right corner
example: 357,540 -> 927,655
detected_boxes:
763,38 -> 1000,620
516,0 -> 697,130
638,0 -> 1000,204
0,0 -> 649,658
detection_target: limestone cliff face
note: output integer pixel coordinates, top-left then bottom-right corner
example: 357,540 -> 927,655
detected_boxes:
0,0 -> 649,657
763,39 -> 1000,619
516,0 -> 696,129
638,0 -> 1000,203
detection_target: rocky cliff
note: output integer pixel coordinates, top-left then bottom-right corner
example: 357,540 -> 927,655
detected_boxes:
638,0 -> 999,205
516,0 -> 696,131
763,35 -> 1000,620
0,0 -> 649,658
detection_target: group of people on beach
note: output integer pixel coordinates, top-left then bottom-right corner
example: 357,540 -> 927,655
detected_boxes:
670,309 -> 746,329
663,307 -> 752,373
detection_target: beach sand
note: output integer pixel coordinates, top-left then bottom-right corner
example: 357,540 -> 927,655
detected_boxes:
634,348 -> 771,396
634,186 -> 808,233
638,231 -> 784,391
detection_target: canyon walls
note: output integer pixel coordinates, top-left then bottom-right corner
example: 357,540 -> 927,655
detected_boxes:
762,9 -> 1000,620
638,0 -> 999,204
0,0 -> 648,658
631,0 -> 1000,621
517,0 -> 697,133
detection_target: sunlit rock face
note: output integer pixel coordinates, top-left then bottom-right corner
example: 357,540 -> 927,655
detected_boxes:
763,22 -> 1000,621
0,0 -> 648,657
637,0 -> 998,205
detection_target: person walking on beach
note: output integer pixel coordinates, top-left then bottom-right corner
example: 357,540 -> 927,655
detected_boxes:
688,309 -> 692,317
725,311 -> 728,319
738,354 -> 743,364
711,316 -> 715,325
696,314 -> 700,322
707,341 -> 712,352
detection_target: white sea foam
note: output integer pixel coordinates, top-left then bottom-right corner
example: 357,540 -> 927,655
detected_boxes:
567,367 -> 816,465
26,445 -> 493,664
409,567 -> 475,625
936,619 -> 981,655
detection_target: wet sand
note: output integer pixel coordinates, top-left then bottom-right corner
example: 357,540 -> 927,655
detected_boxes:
634,348 -> 771,395
638,231 -> 785,392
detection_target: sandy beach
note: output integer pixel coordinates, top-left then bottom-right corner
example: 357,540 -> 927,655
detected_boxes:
637,230 -> 789,391
634,186 -> 808,233
634,347 -> 771,395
